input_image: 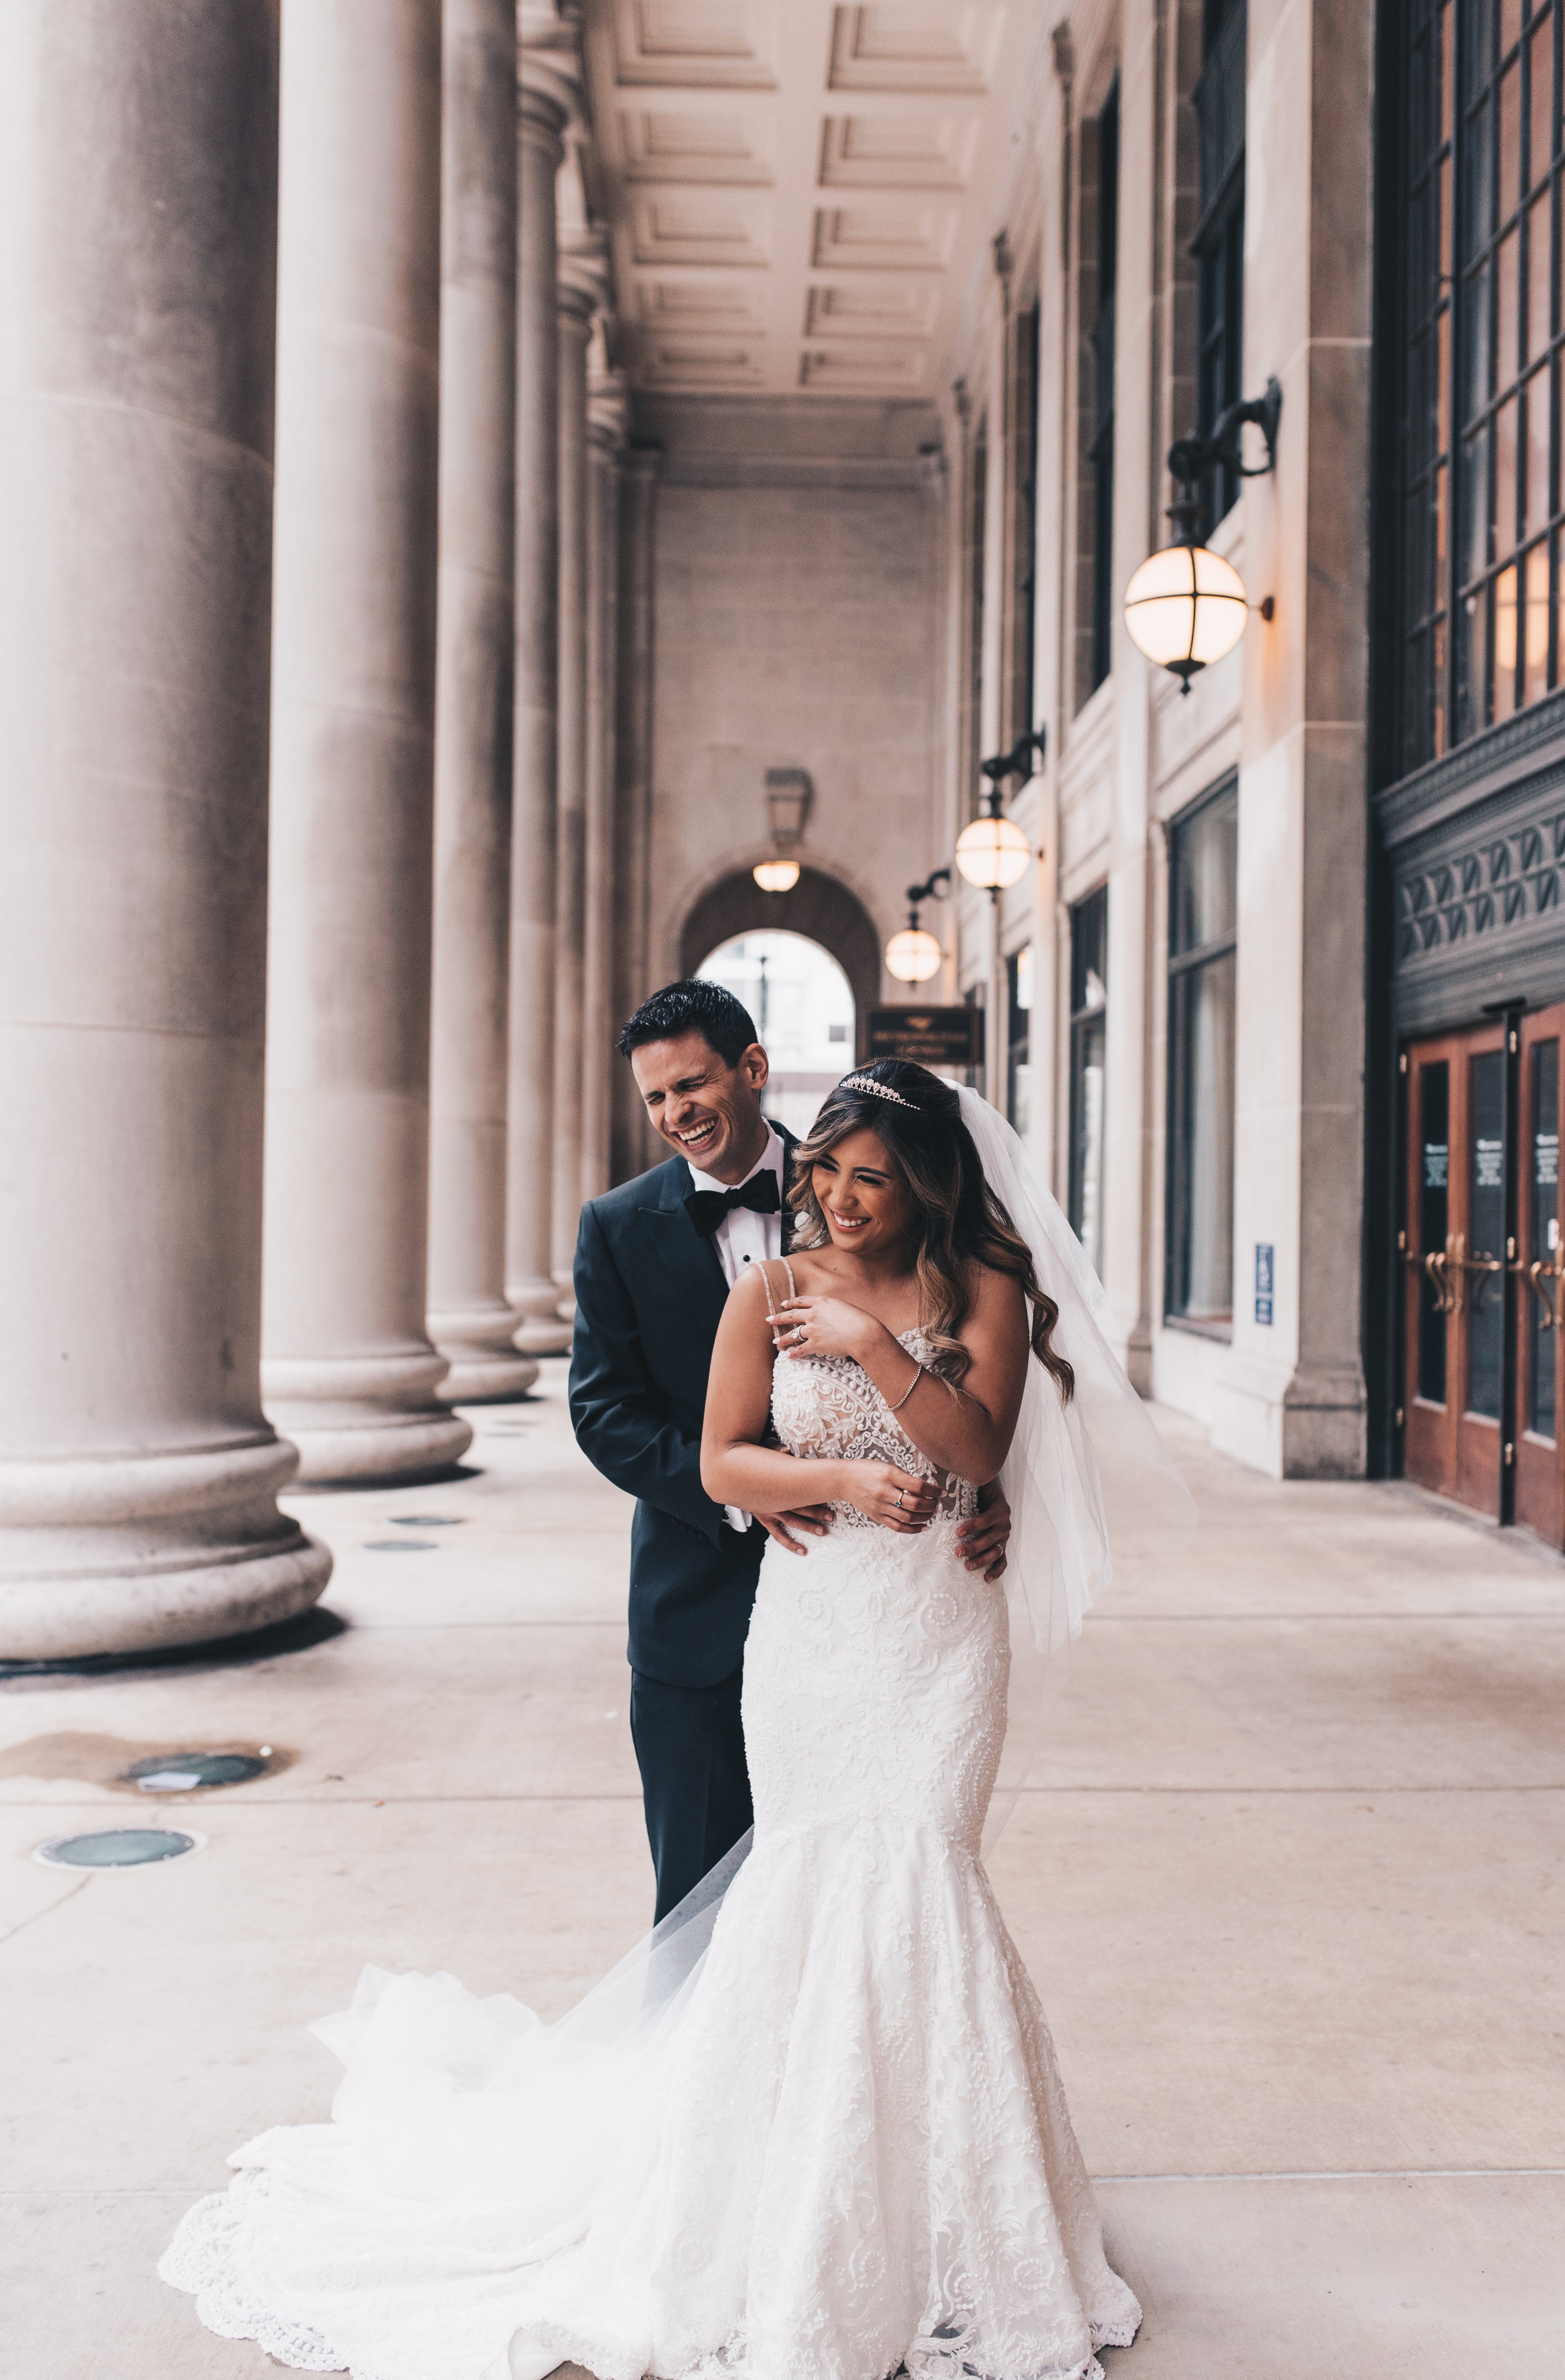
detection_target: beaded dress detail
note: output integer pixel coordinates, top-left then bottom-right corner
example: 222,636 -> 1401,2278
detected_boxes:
160,1261 -> 1141,2380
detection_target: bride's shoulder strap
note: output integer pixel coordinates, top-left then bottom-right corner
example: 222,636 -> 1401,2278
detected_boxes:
756,1256 -> 797,1316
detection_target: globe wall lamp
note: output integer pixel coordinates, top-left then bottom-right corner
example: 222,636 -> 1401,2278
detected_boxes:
753,766 -> 811,893
957,729 -> 1047,899
1122,377 -> 1281,693
885,867 -> 950,983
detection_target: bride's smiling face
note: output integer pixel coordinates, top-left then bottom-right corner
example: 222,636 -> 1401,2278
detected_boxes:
809,1129 -> 913,1257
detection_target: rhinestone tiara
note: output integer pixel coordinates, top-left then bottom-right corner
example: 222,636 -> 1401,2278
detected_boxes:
838,1072 -> 918,1110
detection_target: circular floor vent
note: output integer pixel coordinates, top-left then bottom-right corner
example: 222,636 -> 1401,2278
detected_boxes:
123,1752 -> 268,1793
35,1828 -> 203,1869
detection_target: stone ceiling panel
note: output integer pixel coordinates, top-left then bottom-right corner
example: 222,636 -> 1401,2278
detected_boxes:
581,0 -> 1044,401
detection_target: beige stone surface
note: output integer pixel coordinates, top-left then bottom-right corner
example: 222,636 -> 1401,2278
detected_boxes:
2,1383 -> 1561,2374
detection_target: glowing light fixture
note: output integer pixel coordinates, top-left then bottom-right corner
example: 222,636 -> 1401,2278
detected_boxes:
752,857 -> 800,893
1124,378 -> 1282,694
885,868 -> 950,983
954,811 -> 1032,891
958,730 -> 1047,898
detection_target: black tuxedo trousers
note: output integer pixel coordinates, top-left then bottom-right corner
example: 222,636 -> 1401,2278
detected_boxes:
568,1139 -> 795,1921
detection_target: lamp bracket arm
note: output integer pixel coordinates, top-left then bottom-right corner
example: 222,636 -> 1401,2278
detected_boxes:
1165,376 -> 1283,511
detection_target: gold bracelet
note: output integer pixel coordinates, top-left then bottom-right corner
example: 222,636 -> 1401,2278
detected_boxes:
888,1361 -> 922,1413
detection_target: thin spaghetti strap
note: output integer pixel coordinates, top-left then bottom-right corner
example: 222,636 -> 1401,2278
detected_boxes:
757,1258 -> 783,1318
782,1255 -> 797,1301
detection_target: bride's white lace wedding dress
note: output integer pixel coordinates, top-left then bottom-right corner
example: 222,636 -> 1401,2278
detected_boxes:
161,1275 -> 1141,2380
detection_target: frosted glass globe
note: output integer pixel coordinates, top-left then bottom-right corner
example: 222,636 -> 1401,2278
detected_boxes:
1123,542 -> 1248,689
885,927 -> 943,983
953,813 -> 1032,891
752,858 -> 801,892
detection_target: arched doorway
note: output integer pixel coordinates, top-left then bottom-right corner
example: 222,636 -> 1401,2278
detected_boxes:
679,866 -> 881,1036
697,931 -> 854,1142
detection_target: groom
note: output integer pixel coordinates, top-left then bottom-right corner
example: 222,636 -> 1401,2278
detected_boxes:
570,977 -> 1011,1921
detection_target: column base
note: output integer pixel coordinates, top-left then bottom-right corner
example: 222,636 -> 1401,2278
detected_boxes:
428,1300 -> 540,1403
1212,1352 -> 1368,1480
0,1435 -> 332,1661
262,1351 -> 475,1486
507,1276 -> 574,1356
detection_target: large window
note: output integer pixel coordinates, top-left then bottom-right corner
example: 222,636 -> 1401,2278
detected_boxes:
1399,0 -> 1565,768
1010,299 -> 1041,746
1192,0 -> 1246,528
1082,80 -> 1119,700
1006,945 -> 1032,1137
1069,889 -> 1109,1279
1166,779 -> 1238,1328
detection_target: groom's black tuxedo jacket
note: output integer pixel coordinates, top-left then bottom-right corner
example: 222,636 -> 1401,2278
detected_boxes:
568,1129 -> 798,1691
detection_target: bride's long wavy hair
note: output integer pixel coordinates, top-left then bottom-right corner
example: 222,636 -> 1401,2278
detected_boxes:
788,1059 -> 1073,1401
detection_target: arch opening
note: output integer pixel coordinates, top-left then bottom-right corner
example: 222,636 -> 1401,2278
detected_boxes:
697,931 -> 854,1142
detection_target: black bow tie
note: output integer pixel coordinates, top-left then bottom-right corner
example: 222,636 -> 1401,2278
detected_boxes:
684,1169 -> 781,1238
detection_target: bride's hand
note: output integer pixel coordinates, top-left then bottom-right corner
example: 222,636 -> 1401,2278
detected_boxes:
773,1295 -> 889,1365
840,1461 -> 942,1534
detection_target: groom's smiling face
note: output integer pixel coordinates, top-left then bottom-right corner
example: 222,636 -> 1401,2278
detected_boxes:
632,1029 -> 771,1183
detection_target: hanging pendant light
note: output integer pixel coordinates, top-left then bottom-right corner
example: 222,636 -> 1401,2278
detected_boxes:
1123,379 -> 1282,694
752,858 -> 800,892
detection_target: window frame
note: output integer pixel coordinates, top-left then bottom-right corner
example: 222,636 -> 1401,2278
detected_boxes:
1164,774 -> 1239,1336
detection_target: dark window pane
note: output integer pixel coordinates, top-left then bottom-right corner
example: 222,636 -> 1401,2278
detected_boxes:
1498,222 -> 1521,378
1528,1037 -> 1559,1437
1069,1011 -> 1107,1280
1501,55 -> 1524,214
1460,420 -> 1492,579
1168,953 -> 1236,1323
1523,536 -> 1551,695
1462,258 -> 1493,419
1418,1060 -> 1450,1404
1496,387 -> 1521,550
1170,784 -> 1238,956
1457,573 -> 1490,734
1527,192 -> 1555,362
1467,1050 -> 1506,1418
1529,14 -> 1555,184
1070,885 -> 1108,1014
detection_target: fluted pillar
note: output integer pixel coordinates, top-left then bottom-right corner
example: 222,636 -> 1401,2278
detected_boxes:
507,44 -> 574,1353
0,1 -> 330,1656
582,370 -> 630,1204
610,448 -> 660,1186
260,0 -> 471,1484
426,0 -> 538,1405
550,237 -> 608,1288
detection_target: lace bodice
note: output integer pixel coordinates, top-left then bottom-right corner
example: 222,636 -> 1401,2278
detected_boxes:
761,1258 -> 979,1527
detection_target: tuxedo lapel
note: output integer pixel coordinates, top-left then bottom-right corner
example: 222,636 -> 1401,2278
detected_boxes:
639,1157 -> 728,1326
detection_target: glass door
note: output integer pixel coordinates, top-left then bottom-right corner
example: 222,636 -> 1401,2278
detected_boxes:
1515,1007 -> 1564,1546
1402,1022 -> 1509,1514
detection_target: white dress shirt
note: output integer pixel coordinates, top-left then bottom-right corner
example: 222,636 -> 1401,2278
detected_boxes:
688,1126 -> 785,1533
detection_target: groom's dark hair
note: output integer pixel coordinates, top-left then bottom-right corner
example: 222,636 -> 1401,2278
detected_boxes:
618,979 -> 759,1068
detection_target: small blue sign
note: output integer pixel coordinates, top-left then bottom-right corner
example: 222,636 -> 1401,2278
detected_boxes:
1255,1242 -> 1274,1326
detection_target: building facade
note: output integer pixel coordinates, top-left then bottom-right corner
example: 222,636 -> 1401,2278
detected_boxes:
4,0 -> 1563,1664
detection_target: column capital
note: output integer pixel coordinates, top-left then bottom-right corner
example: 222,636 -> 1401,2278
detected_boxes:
519,6 -> 580,146
558,227 -> 611,326
587,366 -> 631,455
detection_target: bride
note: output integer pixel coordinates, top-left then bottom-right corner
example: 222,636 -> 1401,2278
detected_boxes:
162,1059 -> 1181,2380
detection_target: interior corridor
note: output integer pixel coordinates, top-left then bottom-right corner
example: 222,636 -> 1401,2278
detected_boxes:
2,1374 -> 1561,2378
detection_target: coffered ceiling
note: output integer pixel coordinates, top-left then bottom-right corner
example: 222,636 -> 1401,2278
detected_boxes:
579,2 -> 1044,399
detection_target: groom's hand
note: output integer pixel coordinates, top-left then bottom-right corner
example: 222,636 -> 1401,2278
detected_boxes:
757,1504 -> 834,1557
957,1482 -> 1011,1581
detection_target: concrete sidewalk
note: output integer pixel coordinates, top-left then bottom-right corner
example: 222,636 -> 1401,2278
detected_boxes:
3,1367 -> 1562,2376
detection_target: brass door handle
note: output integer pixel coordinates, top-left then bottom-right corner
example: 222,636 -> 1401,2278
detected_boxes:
1455,1246 -> 1504,1311
1514,1255 -> 1563,1329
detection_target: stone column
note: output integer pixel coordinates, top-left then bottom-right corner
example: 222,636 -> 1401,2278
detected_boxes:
610,447 -> 660,1186
260,0 -> 471,1484
582,368 -> 630,1206
550,237 -> 608,1288
506,43 -> 575,1353
425,0 -> 538,1404
0,2 -> 330,1658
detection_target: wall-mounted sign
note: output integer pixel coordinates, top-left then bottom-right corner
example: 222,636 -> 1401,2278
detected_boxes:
866,1005 -> 985,1068
1255,1241 -> 1274,1326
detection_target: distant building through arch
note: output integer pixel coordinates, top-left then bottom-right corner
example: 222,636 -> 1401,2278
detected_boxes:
678,867 -> 881,1061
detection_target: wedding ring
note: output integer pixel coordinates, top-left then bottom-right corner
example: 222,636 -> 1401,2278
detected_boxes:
894,1489 -> 905,1509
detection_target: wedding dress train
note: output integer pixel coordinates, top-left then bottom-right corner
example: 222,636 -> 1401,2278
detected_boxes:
162,1318 -> 1141,2380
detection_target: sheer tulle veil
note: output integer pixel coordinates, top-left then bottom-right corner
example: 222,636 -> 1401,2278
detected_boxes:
957,1086 -> 1196,1845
